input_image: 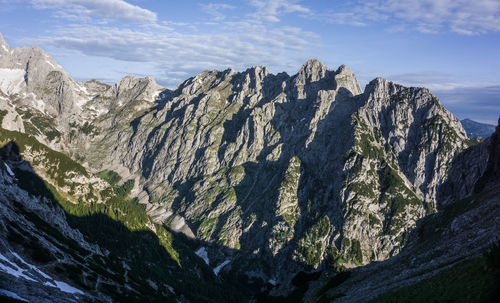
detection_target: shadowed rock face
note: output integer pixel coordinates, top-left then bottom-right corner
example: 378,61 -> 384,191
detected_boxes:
439,117 -> 500,207
301,118 -> 500,303
474,117 -> 500,192
0,135 -> 245,302
0,36 -> 473,282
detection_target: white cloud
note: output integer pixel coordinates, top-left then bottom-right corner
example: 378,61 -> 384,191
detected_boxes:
433,85 -> 500,124
324,12 -> 366,27
249,0 -> 311,22
200,3 -> 236,21
30,20 -> 319,87
320,0 -> 500,35
30,0 -> 157,23
21,0 -> 319,88
386,71 -> 500,91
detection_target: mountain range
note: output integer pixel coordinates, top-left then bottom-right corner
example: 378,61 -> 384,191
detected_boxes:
461,119 -> 496,140
0,32 -> 499,302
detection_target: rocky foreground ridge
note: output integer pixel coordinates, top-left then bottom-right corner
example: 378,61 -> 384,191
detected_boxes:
1,33 -> 498,302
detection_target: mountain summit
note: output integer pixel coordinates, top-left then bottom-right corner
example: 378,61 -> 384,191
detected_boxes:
0,33 -> 10,53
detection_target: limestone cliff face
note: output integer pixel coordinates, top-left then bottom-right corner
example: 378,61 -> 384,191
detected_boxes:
303,118 -> 500,303
0,33 -> 78,118
0,34 -> 165,155
0,37 -> 473,281
75,60 -> 469,279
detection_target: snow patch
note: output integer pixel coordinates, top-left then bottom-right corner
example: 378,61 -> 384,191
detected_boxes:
1,251 -> 84,295
195,247 -> 209,265
147,279 -> 158,291
0,252 -> 36,282
149,88 -> 164,102
0,289 -> 29,302
75,97 -> 89,108
213,259 -> 230,276
45,60 -> 56,69
52,280 -> 84,294
4,162 -> 14,177
34,97 -> 46,113
1,44 -> 8,53
21,92 -> 45,113
11,252 -> 52,280
77,83 -> 88,95
87,105 -> 108,116
0,68 -> 26,95
73,84 -> 91,107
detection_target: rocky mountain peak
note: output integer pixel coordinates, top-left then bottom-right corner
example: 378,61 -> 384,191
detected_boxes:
247,65 -> 269,75
116,74 -> 139,88
366,76 -> 387,88
0,38 -> 65,90
294,58 -> 332,85
334,64 -> 362,96
119,74 -> 160,90
0,32 -> 9,53
105,73 -> 163,104
363,77 -> 399,100
0,34 -> 80,118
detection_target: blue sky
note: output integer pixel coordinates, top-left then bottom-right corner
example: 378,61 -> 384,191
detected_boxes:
0,0 -> 499,124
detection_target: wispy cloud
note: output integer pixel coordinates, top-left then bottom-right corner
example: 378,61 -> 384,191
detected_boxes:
319,0 -> 500,35
14,0 -> 320,87
433,85 -> 500,124
249,0 -> 311,22
19,0 -> 321,87
200,3 -> 236,21
386,71 -> 500,91
29,20 -> 318,87
30,0 -> 157,23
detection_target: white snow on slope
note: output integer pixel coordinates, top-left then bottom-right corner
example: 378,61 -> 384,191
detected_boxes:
76,83 -> 88,95
52,280 -> 84,294
195,247 -> 209,265
0,289 -> 29,302
213,259 -> 230,276
20,92 -> 45,114
4,162 -> 14,177
0,68 -> 25,94
0,251 -> 84,295
149,88 -> 164,102
74,83 -> 91,107
11,252 -> 52,280
1,45 -> 9,52
45,60 -> 56,69
0,252 -> 36,282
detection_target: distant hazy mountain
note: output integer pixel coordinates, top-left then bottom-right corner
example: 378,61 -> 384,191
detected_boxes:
461,118 -> 496,139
